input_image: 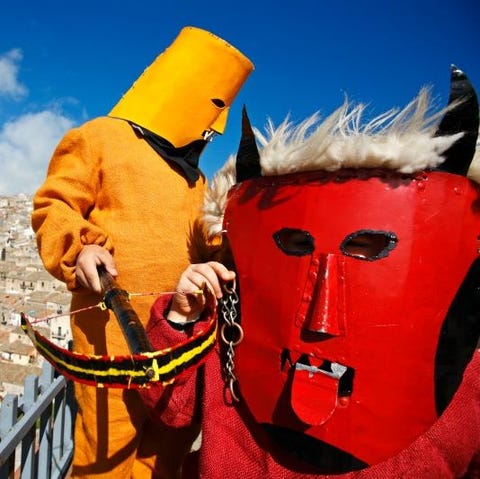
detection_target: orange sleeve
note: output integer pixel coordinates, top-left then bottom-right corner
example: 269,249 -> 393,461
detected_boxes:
32,126 -> 113,291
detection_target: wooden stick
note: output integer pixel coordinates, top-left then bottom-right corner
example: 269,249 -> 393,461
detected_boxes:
97,265 -> 154,354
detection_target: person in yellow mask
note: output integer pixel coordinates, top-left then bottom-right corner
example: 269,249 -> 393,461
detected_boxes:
31,26 -> 253,478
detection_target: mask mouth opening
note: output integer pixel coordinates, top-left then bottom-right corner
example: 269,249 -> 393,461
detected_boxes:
260,351 -> 364,473
281,350 -> 355,397
202,130 -> 217,141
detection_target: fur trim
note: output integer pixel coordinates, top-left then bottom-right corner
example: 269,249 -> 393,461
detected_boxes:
203,88 -> 475,238
467,139 -> 480,184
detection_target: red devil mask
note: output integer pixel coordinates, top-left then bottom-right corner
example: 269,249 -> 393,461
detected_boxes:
221,66 -> 480,472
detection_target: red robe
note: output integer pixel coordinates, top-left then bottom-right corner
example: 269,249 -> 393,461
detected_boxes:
144,295 -> 480,479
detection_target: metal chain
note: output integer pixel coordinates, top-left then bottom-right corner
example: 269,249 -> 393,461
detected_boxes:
219,279 -> 243,402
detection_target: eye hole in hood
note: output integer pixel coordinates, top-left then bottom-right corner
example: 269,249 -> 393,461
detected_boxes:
211,98 -> 226,108
273,228 -> 315,256
340,230 -> 398,261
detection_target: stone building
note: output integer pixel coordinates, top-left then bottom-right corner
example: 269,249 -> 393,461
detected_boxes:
0,194 -> 73,398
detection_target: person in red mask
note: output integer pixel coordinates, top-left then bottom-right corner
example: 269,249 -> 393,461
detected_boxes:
144,66 -> 480,478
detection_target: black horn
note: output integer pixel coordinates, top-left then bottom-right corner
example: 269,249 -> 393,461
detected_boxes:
435,65 -> 479,176
236,106 -> 261,182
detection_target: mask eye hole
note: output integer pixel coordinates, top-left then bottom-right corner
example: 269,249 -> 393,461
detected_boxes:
211,98 -> 226,109
341,230 -> 398,261
273,228 -> 315,256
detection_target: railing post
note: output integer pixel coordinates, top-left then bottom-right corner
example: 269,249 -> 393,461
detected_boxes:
21,375 -> 39,479
52,386 -> 66,477
0,394 -> 18,479
0,361 -> 75,479
37,364 -> 54,478
51,380 -> 75,479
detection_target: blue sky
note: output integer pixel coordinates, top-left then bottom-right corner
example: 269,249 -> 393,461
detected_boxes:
0,0 -> 478,195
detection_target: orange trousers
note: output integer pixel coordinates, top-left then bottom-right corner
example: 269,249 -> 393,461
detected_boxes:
70,385 -> 199,478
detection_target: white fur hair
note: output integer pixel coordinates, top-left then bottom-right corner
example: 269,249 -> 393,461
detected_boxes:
203,88 -> 480,238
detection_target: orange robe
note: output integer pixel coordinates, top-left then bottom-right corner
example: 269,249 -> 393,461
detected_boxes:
32,116 -> 213,478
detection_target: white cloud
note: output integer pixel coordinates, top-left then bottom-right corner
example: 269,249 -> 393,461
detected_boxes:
0,49 -> 76,195
0,49 -> 28,99
0,111 -> 74,195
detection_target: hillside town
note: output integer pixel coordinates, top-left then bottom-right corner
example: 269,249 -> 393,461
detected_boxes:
0,194 -> 72,401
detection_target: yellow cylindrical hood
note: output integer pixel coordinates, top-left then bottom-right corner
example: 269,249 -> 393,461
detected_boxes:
109,26 -> 254,147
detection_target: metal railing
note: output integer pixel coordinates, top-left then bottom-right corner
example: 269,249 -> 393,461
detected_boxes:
0,362 -> 75,479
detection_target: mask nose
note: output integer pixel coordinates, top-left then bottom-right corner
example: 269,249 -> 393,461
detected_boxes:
210,106 -> 229,134
299,252 -> 346,336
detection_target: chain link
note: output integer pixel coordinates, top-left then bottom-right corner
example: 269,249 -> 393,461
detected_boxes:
220,279 -> 243,402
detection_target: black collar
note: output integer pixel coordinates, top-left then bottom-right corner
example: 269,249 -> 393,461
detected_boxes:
130,123 -> 207,184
